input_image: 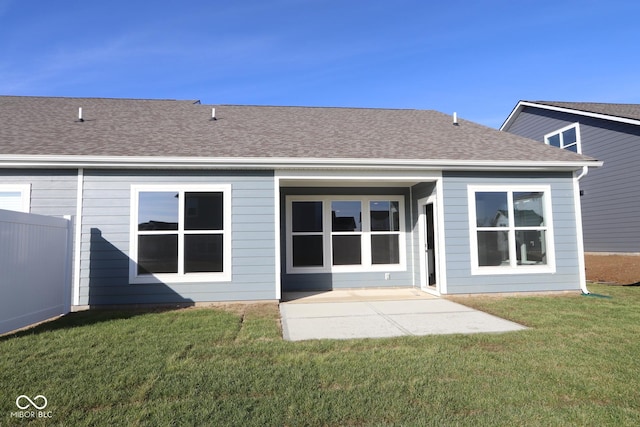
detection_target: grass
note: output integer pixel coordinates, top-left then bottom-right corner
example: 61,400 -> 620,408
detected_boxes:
1,283 -> 639,426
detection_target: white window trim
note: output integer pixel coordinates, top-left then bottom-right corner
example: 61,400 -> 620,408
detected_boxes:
129,184 -> 232,284
0,184 -> 31,213
544,122 -> 581,153
467,185 -> 556,275
286,195 -> 406,274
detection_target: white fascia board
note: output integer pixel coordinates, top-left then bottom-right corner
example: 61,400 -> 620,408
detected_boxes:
0,155 -> 601,171
501,101 -> 640,130
500,101 -> 526,131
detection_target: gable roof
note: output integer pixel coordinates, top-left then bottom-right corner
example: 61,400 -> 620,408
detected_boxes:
501,100 -> 640,131
0,96 -> 599,170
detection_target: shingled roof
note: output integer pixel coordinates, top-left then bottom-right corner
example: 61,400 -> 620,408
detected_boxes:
0,96 -> 597,168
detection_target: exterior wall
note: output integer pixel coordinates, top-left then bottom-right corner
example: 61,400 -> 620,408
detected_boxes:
80,170 -> 277,305
441,171 -> 581,294
505,107 -> 640,253
280,187 -> 413,292
0,167 -> 585,300
0,169 -> 77,217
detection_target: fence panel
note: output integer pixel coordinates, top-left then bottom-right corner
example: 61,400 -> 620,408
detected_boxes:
0,209 -> 72,335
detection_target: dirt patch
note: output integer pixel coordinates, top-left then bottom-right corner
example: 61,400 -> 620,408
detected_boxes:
585,254 -> 640,285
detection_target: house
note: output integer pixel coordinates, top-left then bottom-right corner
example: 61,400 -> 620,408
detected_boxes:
501,101 -> 640,255
0,96 -> 601,307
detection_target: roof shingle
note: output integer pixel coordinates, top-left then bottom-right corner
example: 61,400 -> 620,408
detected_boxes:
0,96 -> 595,164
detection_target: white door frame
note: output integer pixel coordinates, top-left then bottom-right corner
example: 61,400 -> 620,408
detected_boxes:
418,195 -> 443,295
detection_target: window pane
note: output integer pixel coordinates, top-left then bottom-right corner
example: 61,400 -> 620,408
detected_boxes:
477,231 -> 509,266
332,201 -> 361,231
475,192 -> 508,227
332,235 -> 361,265
185,234 -> 223,272
566,143 -> 578,153
513,192 -> 545,226
562,127 -> 577,146
0,191 -> 20,198
185,192 -> 223,230
516,230 -> 547,265
138,234 -> 178,274
0,192 -> 24,212
371,234 -> 400,264
292,201 -> 323,232
292,235 -> 323,267
138,192 -> 178,230
370,201 -> 400,231
547,134 -> 561,147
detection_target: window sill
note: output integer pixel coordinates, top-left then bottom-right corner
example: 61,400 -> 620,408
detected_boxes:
130,272 -> 232,284
287,264 -> 406,274
471,265 -> 556,275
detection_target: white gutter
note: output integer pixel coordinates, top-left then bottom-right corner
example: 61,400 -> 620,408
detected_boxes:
0,155 -> 602,172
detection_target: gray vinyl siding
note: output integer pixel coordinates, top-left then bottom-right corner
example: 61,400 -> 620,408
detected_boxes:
0,169 -> 77,217
441,171 -> 581,294
280,187 -> 413,292
505,107 -> 640,253
79,170 -> 276,305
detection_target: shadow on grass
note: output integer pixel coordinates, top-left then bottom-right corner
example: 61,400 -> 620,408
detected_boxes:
597,281 -> 640,287
0,306 -> 188,342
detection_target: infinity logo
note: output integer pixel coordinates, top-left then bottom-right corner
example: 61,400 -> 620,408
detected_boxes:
16,395 -> 48,410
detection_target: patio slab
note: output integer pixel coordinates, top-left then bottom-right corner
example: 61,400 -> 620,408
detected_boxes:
280,292 -> 527,341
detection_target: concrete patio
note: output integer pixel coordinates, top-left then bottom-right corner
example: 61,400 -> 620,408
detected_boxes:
280,289 -> 527,341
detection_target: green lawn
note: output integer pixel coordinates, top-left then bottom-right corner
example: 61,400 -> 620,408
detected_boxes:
1,283 -> 639,426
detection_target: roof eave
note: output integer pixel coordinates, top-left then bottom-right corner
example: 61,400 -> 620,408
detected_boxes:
501,101 -> 640,129
0,155 -> 603,171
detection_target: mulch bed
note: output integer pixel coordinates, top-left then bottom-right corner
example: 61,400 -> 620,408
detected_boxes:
585,254 -> 640,285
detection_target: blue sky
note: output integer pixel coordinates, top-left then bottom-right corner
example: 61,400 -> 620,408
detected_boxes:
1,0 -> 639,128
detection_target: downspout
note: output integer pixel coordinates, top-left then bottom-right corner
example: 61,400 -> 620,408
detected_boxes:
576,165 -> 588,181
73,168 -> 83,306
574,166 -> 590,294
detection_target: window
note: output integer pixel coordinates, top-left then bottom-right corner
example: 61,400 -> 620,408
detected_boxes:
287,195 -> 405,273
291,201 -> 324,267
331,201 -> 362,265
468,186 -> 555,274
0,184 -> 30,213
544,123 -> 581,153
370,201 -> 400,264
130,185 -> 231,283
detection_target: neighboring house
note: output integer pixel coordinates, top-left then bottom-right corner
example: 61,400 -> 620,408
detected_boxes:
0,96 -> 601,307
501,101 -> 640,254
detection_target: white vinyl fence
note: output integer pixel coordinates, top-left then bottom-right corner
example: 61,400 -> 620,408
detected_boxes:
0,209 -> 72,335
